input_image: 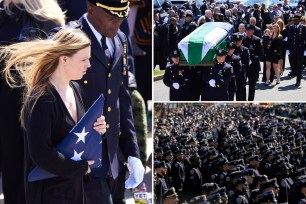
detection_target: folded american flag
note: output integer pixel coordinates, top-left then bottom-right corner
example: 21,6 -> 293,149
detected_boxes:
28,94 -> 104,182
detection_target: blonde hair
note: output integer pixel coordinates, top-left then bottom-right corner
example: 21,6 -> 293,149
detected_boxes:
2,0 -> 65,26
272,24 -> 281,39
0,28 -> 91,127
276,19 -> 284,31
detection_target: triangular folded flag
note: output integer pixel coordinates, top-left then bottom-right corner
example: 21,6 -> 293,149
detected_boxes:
28,94 -> 104,182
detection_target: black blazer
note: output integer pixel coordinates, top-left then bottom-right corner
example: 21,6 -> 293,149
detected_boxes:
79,15 -> 140,178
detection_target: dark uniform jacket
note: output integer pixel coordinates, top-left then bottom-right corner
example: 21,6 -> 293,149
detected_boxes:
229,189 -> 249,204
202,62 -> 233,101
155,174 -> 169,204
287,24 -> 306,54
171,159 -> 185,192
79,15 -> 140,179
163,63 -> 195,101
242,35 -> 263,66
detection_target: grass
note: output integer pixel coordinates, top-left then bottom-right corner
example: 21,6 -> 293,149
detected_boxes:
154,70 -> 164,76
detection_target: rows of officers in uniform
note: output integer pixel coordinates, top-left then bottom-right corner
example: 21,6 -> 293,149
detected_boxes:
153,104 -> 306,203
156,3 -> 306,101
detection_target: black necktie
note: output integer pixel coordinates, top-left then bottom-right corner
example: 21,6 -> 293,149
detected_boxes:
101,36 -> 112,64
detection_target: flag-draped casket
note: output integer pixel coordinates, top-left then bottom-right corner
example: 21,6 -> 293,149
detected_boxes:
178,22 -> 234,65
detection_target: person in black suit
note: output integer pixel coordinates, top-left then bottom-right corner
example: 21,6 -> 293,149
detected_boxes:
242,24 -> 263,101
287,13 -> 306,87
249,17 -> 262,38
77,1 -> 145,203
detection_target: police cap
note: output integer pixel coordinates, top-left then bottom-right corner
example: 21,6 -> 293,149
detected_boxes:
88,0 -> 130,19
216,49 -> 227,56
249,155 -> 260,162
163,150 -> 172,157
155,147 -> 163,153
245,24 -> 255,30
201,182 -> 218,193
189,195 -> 208,204
260,178 -> 279,190
154,161 -> 166,169
170,50 -> 180,58
211,187 -> 228,198
207,193 -> 222,203
234,177 -> 247,186
162,187 -> 178,199
293,12 -> 302,20
258,191 -> 277,203
227,42 -> 237,50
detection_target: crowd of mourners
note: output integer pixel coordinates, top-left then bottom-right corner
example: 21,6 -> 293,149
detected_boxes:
154,103 -> 306,203
154,0 -> 306,101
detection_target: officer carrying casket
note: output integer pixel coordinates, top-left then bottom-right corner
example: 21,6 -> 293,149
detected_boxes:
201,49 -> 233,101
163,50 -> 196,101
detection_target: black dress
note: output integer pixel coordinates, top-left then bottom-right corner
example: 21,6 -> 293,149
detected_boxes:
24,82 -> 88,204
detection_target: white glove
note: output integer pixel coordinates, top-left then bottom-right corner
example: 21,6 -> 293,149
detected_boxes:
125,156 -> 145,189
209,79 -> 216,87
172,82 -> 180,89
304,51 -> 306,56
286,50 -> 290,56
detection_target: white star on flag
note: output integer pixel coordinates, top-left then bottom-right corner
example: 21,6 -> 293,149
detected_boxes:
71,150 -> 84,161
74,127 -> 89,144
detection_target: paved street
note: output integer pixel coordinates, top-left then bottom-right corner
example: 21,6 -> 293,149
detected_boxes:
0,136 -> 152,204
154,56 -> 306,101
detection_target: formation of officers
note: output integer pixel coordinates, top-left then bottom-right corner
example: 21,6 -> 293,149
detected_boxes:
156,1 -> 306,101
153,103 -> 306,203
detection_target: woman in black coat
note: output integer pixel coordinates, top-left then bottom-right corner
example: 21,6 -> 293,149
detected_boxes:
1,28 -> 107,204
265,24 -> 283,85
0,1 -> 65,203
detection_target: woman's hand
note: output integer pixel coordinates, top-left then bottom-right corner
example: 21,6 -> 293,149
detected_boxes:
93,116 -> 106,135
86,160 -> 95,174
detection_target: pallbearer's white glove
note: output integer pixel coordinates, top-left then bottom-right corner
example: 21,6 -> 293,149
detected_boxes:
286,50 -> 290,56
209,79 -> 216,87
172,83 -> 180,89
125,156 -> 145,189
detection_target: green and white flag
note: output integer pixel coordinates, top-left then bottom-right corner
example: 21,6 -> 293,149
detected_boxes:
178,22 -> 233,65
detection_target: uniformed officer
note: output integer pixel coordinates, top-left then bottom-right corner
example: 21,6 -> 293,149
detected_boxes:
171,147 -> 186,199
260,178 -> 281,203
287,13 -> 306,87
184,153 -> 203,200
155,161 -> 169,204
242,24 -> 263,101
233,33 -> 249,101
246,155 -> 261,176
77,1 -> 144,203
274,162 -> 293,203
163,50 -> 196,101
291,178 -> 306,203
226,41 -> 241,101
229,177 -> 250,204
201,49 -> 233,101
259,149 -> 273,178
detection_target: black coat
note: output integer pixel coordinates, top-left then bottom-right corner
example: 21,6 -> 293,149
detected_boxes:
0,4 -> 59,204
79,15 -> 140,179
